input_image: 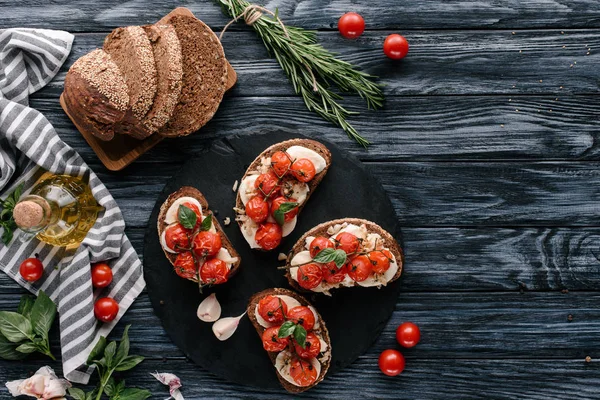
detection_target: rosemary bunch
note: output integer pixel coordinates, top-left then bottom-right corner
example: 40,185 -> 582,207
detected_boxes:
216,0 -> 384,147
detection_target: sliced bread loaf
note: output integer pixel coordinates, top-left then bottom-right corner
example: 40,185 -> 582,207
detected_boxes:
157,7 -> 228,137
62,49 -> 129,141
103,26 -> 157,139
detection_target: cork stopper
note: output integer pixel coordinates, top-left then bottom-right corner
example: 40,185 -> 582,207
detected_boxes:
13,201 -> 44,229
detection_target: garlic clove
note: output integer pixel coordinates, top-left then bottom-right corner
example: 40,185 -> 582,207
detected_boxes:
212,312 -> 247,341
197,293 -> 221,322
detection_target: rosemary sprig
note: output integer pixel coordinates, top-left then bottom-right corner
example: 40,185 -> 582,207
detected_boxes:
216,0 -> 384,147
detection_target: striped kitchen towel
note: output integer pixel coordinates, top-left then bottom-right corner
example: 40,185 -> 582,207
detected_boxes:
0,29 -> 145,384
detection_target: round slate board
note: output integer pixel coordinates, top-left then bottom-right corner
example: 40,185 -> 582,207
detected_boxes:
143,131 -> 403,389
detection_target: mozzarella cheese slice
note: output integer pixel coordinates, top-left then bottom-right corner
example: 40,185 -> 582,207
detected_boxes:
165,197 -> 202,224
336,223 -> 368,240
238,174 -> 259,206
286,146 -> 327,174
275,350 -> 321,387
282,216 -> 297,238
240,219 -> 261,249
216,248 -> 238,270
290,250 -> 312,266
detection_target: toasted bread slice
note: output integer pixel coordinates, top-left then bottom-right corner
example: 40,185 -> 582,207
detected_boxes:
285,218 -> 403,294
157,186 -> 241,282
247,288 -> 331,393
235,139 -> 332,250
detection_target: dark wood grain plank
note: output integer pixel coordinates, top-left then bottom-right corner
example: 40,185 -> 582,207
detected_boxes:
34,30 -> 600,98
3,0 -> 600,31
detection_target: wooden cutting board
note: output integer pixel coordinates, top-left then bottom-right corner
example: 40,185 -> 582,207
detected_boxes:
61,62 -> 237,171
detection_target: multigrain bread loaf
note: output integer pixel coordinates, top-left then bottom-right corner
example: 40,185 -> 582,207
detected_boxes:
103,26 -> 157,139
62,49 -> 129,141
157,7 -> 229,137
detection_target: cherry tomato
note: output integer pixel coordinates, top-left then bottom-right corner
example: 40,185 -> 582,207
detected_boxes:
245,195 -> 270,223
294,332 -> 321,359
396,322 -> 421,348
296,263 -> 323,290
289,357 -> 318,386
347,255 -> 372,282
286,306 -> 315,331
164,223 -> 191,252
199,258 -> 229,284
258,295 -> 288,324
335,232 -> 360,254
254,171 -> 282,197
262,326 -> 290,352
290,159 -> 316,183
271,196 -> 299,223
91,262 -> 113,288
338,12 -> 365,39
321,262 -> 347,284
173,252 -> 197,279
367,250 -> 391,274
192,231 -> 222,258
19,258 -> 43,282
255,223 -> 282,250
309,236 -> 334,258
271,151 -> 292,177
378,349 -> 405,376
94,297 -> 119,322
384,34 -> 409,60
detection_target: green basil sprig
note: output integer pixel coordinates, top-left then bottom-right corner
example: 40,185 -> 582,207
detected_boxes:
0,183 -> 23,244
177,205 -> 197,229
200,212 -> 213,232
273,202 -> 299,226
313,248 -> 347,269
0,290 -> 56,360
278,320 -> 307,348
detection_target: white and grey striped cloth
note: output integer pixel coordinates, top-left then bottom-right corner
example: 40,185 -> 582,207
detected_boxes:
0,29 -> 145,384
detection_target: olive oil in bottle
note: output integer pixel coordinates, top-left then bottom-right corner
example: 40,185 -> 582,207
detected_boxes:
13,172 -> 103,248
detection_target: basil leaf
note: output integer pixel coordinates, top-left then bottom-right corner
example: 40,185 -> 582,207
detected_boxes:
104,340 -> 117,368
0,333 -> 27,360
114,324 -> 130,366
15,341 -> 38,354
116,388 -> 152,400
87,336 -> 107,365
86,388 -> 98,400
115,379 -> 126,396
1,226 -> 14,245
0,311 -> 33,342
278,321 -> 296,338
114,355 -> 144,371
178,205 -> 197,229
200,213 -> 213,232
104,377 -> 116,397
17,295 -> 35,319
12,184 -> 23,203
313,248 -> 347,268
30,290 -> 56,340
68,388 -> 86,400
293,324 -> 307,349
274,202 -> 298,226
273,209 -> 285,226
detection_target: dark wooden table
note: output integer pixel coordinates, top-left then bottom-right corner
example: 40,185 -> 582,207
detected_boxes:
2,1 -> 600,398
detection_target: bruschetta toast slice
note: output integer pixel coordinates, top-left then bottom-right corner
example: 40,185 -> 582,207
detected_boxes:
234,139 -> 331,251
158,186 -> 241,285
248,288 -> 331,393
285,218 -> 403,295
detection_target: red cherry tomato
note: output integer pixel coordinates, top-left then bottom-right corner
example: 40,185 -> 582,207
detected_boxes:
164,223 -> 191,252
258,295 -> 288,324
296,263 -> 323,290
338,12 -> 365,39
286,306 -> 315,331
254,171 -> 282,197
173,252 -> 197,279
321,262 -> 347,284
91,262 -> 113,288
384,34 -> 409,60
192,231 -> 222,258
94,297 -> 119,322
335,232 -> 360,254
294,332 -> 321,359
271,151 -> 292,177
262,326 -> 289,352
378,349 -> 405,376
289,357 -> 318,386
255,223 -> 282,250
19,258 -> 43,282
290,159 -> 316,183
309,236 -> 334,258
245,195 -> 270,223
347,255 -> 372,282
199,258 -> 229,284
367,250 -> 391,274
270,196 -> 299,223
396,322 -> 421,348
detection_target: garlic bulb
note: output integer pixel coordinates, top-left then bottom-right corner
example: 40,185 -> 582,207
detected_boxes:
197,293 -> 221,322
212,312 -> 247,341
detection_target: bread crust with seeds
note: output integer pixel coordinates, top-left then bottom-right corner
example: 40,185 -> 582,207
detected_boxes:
247,288 -> 331,393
